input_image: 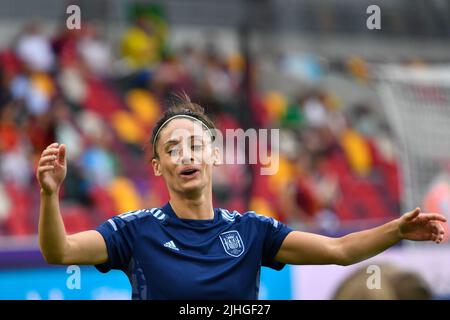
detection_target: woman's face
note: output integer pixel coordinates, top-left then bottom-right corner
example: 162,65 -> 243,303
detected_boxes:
151,118 -> 219,195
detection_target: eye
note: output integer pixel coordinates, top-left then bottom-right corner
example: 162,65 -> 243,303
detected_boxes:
168,148 -> 180,157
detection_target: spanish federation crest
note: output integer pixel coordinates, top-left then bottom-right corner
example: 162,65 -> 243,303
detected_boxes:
219,230 -> 245,257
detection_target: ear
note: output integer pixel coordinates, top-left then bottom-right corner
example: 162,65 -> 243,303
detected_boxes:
212,147 -> 221,166
151,158 -> 162,176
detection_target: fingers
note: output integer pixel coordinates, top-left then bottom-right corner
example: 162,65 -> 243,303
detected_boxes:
404,207 -> 421,221
58,144 -> 66,164
432,234 -> 444,244
423,213 -> 447,223
40,143 -> 66,166
37,143 -> 63,176
429,222 -> 445,243
37,165 -> 55,175
436,225 -> 445,235
434,222 -> 445,235
41,143 -> 60,157
39,155 -> 57,166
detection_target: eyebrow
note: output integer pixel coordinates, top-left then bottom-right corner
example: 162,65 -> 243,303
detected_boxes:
190,135 -> 204,142
163,138 -> 181,146
162,135 -> 204,147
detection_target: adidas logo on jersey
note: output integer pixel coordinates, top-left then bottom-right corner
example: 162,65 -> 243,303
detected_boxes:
163,240 -> 179,251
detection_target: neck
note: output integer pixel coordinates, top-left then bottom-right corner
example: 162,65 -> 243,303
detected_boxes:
168,187 -> 214,220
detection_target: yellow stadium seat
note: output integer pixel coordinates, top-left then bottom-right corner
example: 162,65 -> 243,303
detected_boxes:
108,176 -> 142,213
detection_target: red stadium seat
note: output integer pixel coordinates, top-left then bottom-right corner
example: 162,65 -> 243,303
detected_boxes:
4,184 -> 33,236
61,205 -> 95,234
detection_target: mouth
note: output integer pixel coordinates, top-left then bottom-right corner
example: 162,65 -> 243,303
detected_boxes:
179,167 -> 200,178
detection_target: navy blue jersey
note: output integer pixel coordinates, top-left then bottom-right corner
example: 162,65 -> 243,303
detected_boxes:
95,202 -> 293,300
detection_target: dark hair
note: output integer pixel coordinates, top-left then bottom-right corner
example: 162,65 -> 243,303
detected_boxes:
150,93 -> 216,159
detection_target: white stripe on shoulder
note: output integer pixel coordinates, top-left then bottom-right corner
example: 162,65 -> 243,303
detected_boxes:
220,209 -> 235,222
273,219 -> 279,228
221,209 -> 234,218
119,210 -> 143,219
117,207 -> 167,222
107,218 -> 118,231
152,209 -> 165,220
118,208 -> 157,222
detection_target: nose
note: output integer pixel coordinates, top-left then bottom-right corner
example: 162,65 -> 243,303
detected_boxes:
179,143 -> 194,164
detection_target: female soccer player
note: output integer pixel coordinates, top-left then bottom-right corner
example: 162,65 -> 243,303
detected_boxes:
37,97 -> 447,300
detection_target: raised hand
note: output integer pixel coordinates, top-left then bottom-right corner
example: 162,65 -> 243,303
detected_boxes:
398,207 -> 447,243
36,142 -> 67,195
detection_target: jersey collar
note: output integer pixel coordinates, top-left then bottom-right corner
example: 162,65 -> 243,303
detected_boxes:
162,201 -> 219,225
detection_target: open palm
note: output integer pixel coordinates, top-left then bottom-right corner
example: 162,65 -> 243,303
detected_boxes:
398,208 -> 447,243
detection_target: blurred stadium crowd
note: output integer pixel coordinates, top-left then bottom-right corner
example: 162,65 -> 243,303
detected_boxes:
0,10 -> 402,238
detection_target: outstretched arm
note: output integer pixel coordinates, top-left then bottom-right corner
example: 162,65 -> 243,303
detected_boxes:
275,208 -> 447,266
37,142 -> 108,265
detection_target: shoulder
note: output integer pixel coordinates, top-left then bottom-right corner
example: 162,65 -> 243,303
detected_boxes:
107,207 -> 167,229
243,210 -> 281,227
218,208 -> 280,227
217,208 -> 242,223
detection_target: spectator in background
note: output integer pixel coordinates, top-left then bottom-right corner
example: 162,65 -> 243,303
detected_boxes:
0,101 -> 33,188
77,24 -> 113,78
203,45 -> 234,103
16,22 -> 55,72
0,143 -> 31,188
79,127 -> 117,191
120,15 -> 163,71
53,99 -> 84,162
